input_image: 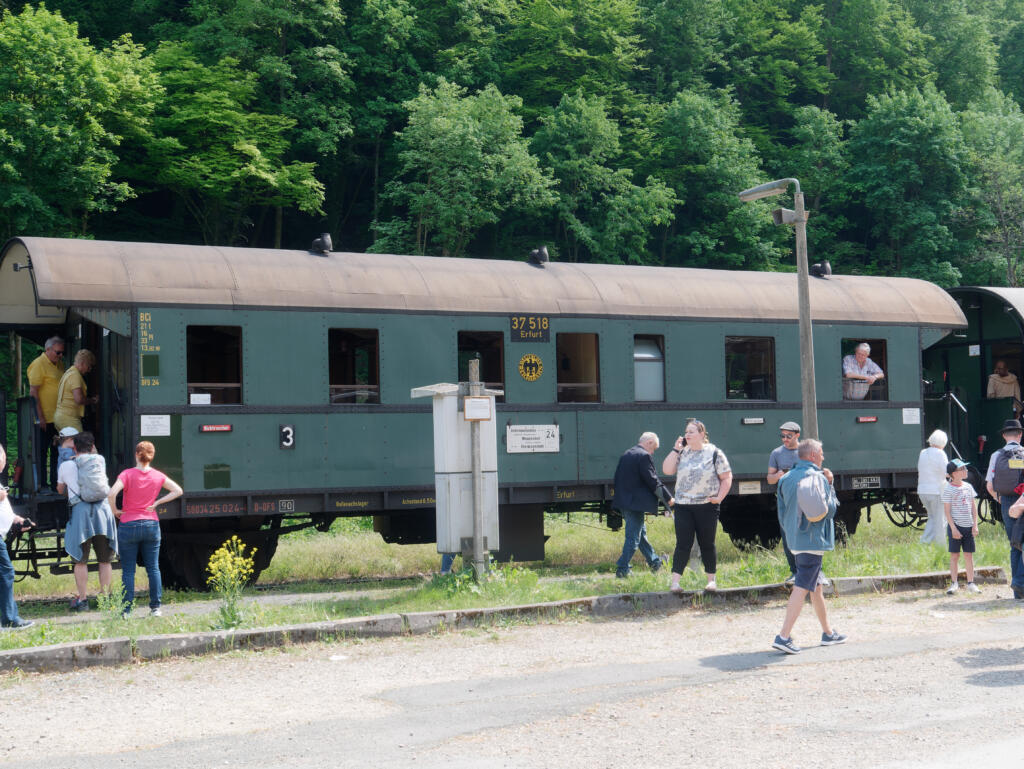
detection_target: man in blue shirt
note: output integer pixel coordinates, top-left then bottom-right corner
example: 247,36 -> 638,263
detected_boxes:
612,432 -> 673,578
772,439 -> 846,654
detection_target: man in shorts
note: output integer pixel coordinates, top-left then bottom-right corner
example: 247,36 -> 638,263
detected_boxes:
56,432 -> 117,611
772,439 -> 846,654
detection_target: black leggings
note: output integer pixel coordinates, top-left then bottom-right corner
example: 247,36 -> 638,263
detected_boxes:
672,503 -> 719,575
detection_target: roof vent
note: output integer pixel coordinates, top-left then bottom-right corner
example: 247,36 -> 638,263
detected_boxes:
528,245 -> 549,267
310,233 -> 333,256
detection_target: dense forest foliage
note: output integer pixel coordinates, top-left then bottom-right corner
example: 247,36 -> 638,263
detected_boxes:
2,0 -> 1024,286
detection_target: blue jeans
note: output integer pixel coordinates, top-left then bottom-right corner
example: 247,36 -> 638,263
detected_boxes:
1001,497 -> 1024,588
616,509 -> 660,574
441,552 -> 457,573
118,520 -> 162,611
0,538 -> 21,626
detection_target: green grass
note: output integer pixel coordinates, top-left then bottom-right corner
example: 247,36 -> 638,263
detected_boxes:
1,507 -> 1010,651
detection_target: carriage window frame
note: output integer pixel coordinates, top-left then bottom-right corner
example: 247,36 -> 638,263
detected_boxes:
725,336 -> 776,402
556,332 -> 601,403
841,338 -> 888,402
186,325 -> 243,405
634,335 -> 665,402
458,331 -> 505,403
329,328 -> 380,404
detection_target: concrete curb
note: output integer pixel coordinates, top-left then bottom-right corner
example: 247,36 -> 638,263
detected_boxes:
0,567 -> 1008,673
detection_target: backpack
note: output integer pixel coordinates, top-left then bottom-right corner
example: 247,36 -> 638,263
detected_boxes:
991,444 -> 1024,496
72,453 -> 110,503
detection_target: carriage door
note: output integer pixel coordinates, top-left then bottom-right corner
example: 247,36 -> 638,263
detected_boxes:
77,311 -> 134,475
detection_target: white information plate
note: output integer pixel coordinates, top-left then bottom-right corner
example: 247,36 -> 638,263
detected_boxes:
969,344 -> 980,357
140,414 -> 171,436
463,396 -> 492,421
189,393 -> 212,405
737,480 -> 762,495
902,408 -> 921,425
506,424 -> 559,453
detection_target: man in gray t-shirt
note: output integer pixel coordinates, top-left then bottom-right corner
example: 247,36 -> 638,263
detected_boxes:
767,421 -> 829,586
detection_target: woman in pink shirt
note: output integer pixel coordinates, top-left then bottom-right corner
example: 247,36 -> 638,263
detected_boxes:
107,442 -> 183,617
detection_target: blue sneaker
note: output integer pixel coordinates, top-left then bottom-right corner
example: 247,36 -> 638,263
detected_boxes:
821,630 -> 847,646
772,635 -> 801,654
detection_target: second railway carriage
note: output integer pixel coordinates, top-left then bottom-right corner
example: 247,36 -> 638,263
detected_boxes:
0,237 -> 967,587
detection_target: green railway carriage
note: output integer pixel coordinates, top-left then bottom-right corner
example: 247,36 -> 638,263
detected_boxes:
923,287 -> 1024,511
0,237 -> 966,587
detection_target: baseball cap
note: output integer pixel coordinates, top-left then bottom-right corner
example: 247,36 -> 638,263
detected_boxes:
779,421 -> 801,433
946,458 -> 969,474
58,426 -> 79,438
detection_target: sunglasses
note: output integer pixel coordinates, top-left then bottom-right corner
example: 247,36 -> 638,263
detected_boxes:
780,432 -> 797,438
53,350 -> 65,356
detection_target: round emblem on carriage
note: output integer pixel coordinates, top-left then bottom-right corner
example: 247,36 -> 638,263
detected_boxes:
518,353 -> 543,382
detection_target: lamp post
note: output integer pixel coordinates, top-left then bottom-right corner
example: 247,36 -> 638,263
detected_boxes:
738,178 -> 818,439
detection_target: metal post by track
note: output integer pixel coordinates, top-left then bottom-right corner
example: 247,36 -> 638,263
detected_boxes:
468,358 -> 486,579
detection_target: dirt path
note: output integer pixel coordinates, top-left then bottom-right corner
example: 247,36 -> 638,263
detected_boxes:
2,586 -> 1023,768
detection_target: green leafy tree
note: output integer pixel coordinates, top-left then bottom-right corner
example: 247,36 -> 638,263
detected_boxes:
142,41 -> 325,246
960,88 -> 1024,285
0,5 -> 154,239
501,0 -> 647,123
651,89 -> 779,269
531,91 -> 675,264
844,85 -> 969,285
775,105 -> 854,264
901,0 -> 997,109
816,0 -> 933,120
713,0 -> 832,152
373,79 -> 554,257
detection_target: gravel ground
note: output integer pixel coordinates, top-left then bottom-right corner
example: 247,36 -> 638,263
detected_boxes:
2,586 -> 1023,769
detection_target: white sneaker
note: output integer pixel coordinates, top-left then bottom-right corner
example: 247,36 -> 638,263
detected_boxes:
150,607 -> 163,617
946,583 -> 959,595
817,573 -> 831,587
704,580 -> 717,591
966,582 -> 981,594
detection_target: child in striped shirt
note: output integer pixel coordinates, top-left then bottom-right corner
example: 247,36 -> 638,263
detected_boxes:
940,459 -> 980,594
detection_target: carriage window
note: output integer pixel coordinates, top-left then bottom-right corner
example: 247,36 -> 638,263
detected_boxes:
725,337 -> 775,401
557,333 -> 600,402
330,329 -> 380,404
841,338 -> 888,401
187,326 -> 242,404
458,331 -> 505,403
634,335 -> 665,402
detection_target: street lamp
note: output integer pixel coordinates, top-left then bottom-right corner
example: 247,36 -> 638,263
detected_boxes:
738,178 -> 819,440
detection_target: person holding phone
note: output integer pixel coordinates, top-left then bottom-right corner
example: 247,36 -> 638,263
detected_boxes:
662,419 -> 732,592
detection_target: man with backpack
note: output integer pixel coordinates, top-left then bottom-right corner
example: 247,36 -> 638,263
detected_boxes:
56,432 -> 118,611
985,419 -> 1024,599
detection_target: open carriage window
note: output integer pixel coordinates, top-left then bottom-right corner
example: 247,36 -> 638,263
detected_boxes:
557,333 -> 600,403
458,331 -> 505,403
841,338 -> 888,401
187,326 -> 242,404
329,329 -> 380,404
725,337 -> 776,401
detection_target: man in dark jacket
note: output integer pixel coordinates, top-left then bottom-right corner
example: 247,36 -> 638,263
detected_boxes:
613,432 -> 674,578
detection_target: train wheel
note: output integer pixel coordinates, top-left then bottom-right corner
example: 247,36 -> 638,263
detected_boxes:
160,518 -> 281,591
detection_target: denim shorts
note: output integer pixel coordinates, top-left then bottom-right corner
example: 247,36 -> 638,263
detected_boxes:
793,552 -> 823,591
948,524 -> 976,553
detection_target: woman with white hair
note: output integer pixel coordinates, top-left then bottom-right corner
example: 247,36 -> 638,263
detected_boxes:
918,430 -> 949,544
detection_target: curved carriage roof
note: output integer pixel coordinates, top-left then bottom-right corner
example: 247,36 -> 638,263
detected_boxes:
950,286 -> 1024,320
0,236 -> 967,328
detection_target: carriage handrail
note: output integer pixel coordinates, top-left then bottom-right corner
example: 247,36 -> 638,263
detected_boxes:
947,390 -> 967,414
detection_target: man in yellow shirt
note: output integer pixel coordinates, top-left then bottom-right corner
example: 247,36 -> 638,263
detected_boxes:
26,336 -> 65,488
